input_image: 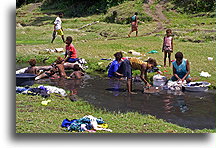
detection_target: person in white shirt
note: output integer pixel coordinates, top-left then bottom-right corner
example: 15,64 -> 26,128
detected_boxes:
51,12 -> 65,43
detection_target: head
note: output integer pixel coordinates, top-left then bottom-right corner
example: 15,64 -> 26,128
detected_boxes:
56,57 -> 64,64
66,36 -> 73,44
29,59 -> 36,67
135,12 -> 138,15
73,64 -> 81,71
175,52 -> 184,64
114,52 -> 123,61
147,58 -> 157,69
58,12 -> 63,18
166,29 -> 172,36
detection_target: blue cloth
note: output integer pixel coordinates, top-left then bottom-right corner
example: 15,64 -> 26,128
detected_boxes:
66,58 -> 79,63
108,60 -> 121,78
172,59 -> 191,80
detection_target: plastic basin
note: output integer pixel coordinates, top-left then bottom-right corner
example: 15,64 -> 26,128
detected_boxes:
183,81 -> 211,92
16,73 -> 36,86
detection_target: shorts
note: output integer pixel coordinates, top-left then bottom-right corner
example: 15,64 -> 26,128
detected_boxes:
117,59 -> 132,79
53,29 -> 64,37
66,58 -> 79,63
163,46 -> 172,52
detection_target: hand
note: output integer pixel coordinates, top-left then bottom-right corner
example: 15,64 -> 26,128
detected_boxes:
146,83 -> 151,88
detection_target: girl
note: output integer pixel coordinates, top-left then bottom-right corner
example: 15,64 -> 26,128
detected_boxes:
128,12 -> 138,37
162,29 -> 173,67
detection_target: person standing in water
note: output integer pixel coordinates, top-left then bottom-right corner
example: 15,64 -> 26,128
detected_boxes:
51,12 -> 65,43
128,12 -> 138,37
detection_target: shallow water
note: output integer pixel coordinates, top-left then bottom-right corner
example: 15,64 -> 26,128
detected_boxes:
34,76 -> 215,130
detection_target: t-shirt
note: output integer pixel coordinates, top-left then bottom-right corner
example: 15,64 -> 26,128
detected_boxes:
65,44 -> 77,59
54,17 -> 62,30
129,57 -> 147,70
108,60 -> 121,77
172,58 -> 188,78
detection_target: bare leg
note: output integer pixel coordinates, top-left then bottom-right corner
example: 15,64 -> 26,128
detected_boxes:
51,36 -> 56,43
61,35 -> 65,43
164,52 -> 167,67
168,52 -> 171,67
136,31 -> 138,37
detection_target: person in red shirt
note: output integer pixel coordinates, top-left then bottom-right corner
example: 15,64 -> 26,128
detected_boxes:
64,36 -> 78,63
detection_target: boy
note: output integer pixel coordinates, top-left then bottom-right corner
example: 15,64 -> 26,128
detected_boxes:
64,36 -> 78,63
24,59 -> 38,75
69,64 -> 85,79
55,57 -> 67,78
51,12 -> 65,43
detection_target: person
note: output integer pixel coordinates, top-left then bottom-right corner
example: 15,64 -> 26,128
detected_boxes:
55,57 -> 67,78
64,36 -> 78,63
117,57 -> 158,94
171,52 -> 191,83
108,52 -> 123,78
162,29 -> 173,67
128,12 -> 138,37
35,66 -> 58,80
51,12 -> 65,43
24,59 -> 39,75
69,64 -> 85,79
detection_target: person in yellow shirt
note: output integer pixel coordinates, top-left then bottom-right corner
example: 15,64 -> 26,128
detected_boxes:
117,57 -> 158,94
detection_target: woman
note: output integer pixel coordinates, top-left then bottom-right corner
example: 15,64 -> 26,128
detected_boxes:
128,12 -> 138,37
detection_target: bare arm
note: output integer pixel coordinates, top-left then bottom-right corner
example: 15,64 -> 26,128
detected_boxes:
140,64 -> 151,86
182,60 -> 190,81
171,37 -> 173,52
162,37 -> 165,52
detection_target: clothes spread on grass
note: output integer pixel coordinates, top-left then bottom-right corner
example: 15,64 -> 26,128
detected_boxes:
16,85 -> 67,97
61,115 -> 112,132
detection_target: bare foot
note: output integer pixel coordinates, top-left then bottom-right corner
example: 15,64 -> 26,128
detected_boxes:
128,34 -> 130,38
129,92 -> 137,95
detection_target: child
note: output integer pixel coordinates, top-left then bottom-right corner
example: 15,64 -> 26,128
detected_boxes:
24,59 -> 38,75
162,29 -> 173,67
108,52 -> 123,78
69,64 -> 85,79
51,12 -> 65,43
171,52 -> 191,83
35,66 -> 58,80
55,57 -> 67,78
128,12 -> 138,37
64,36 -> 78,63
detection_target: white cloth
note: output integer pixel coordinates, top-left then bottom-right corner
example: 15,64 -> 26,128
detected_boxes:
54,17 -> 62,30
200,71 -> 211,77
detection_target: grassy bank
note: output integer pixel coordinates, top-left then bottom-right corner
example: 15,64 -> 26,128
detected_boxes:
16,1 -> 216,133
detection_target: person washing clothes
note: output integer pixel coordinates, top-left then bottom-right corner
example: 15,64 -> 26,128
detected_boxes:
108,52 -> 123,78
171,52 -> 191,83
117,57 -> 158,94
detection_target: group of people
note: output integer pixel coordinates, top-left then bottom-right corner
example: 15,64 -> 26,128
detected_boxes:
109,27 -> 191,94
24,12 -> 191,95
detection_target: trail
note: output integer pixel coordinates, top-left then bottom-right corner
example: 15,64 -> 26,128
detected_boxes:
142,0 -> 169,36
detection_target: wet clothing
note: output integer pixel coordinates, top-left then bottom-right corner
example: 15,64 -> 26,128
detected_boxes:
108,60 -> 121,78
171,58 -> 191,81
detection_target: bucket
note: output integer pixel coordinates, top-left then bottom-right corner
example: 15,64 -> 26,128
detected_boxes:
153,74 -> 167,87
183,81 -> 211,92
16,73 -> 36,86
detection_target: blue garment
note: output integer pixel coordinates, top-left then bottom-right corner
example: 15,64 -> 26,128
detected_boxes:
108,60 -> 121,78
171,59 -> 191,80
131,15 -> 137,22
66,58 -> 79,63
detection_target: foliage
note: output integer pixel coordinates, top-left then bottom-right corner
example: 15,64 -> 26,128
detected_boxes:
170,0 -> 216,13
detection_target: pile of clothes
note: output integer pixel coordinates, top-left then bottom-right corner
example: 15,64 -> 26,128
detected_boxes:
16,85 -> 67,98
61,115 -> 112,132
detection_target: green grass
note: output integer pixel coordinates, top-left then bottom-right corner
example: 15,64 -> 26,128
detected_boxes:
16,1 -> 216,133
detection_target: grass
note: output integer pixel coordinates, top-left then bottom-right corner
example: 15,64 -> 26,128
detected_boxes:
16,90 -> 215,133
16,1 -> 216,133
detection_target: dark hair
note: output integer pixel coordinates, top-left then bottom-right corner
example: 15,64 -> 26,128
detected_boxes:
175,52 -> 183,60
73,64 -> 81,71
135,12 -> 138,15
114,52 -> 123,60
58,12 -> 63,16
147,58 -> 157,67
66,36 -> 73,44
166,29 -> 172,34
29,59 -> 36,66
56,57 -> 64,64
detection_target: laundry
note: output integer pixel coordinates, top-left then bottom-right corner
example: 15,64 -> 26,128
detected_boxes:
164,80 -> 186,91
200,71 -> 211,77
16,86 -> 50,98
41,100 -> 51,106
128,50 -> 145,56
38,85 -> 67,96
62,115 -> 112,132
147,50 -> 158,54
